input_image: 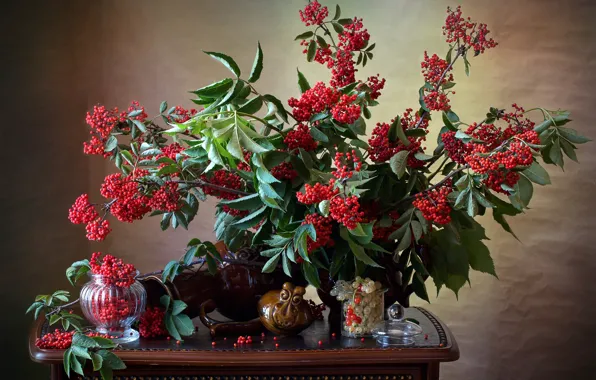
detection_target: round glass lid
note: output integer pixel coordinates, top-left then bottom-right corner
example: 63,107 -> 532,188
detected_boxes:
372,303 -> 423,346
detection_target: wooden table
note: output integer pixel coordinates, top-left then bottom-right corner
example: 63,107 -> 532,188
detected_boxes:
29,307 -> 458,380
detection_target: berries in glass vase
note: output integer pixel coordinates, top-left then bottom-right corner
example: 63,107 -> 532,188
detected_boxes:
80,252 -> 146,343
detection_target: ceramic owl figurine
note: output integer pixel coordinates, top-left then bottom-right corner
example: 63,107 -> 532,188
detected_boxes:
257,282 -> 314,335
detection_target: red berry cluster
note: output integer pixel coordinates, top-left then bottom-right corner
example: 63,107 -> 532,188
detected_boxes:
443,6 -> 497,54
338,18 -> 370,52
423,89 -> 452,112
90,252 -> 137,288
441,131 -> 471,165
35,329 -> 74,349
284,123 -> 318,151
100,170 -> 151,223
287,83 -> 361,125
125,101 -> 148,122
331,94 -> 360,124
155,143 -> 185,167
296,181 -> 339,205
68,194 -> 112,241
147,182 -> 180,212
200,170 -> 244,201
364,74 -> 386,100
271,162 -> 298,181
83,105 -> 121,157
367,109 -> 428,167
330,50 -> 357,89
302,213 -> 334,253
421,52 -> 453,86
85,219 -> 112,241
167,106 -> 198,123
299,0 -> 328,26
95,297 -> 132,325
329,195 -> 365,230
333,150 -> 362,180
413,182 -> 452,225
138,307 -> 168,338
68,194 -> 99,225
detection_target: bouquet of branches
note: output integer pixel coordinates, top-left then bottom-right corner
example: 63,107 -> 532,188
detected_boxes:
66,1 -> 588,302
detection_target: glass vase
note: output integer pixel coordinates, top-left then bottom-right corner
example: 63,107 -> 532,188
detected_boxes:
340,288 -> 385,338
80,273 -> 146,343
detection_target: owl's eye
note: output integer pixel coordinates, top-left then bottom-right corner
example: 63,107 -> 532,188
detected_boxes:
292,295 -> 302,304
280,289 -> 290,300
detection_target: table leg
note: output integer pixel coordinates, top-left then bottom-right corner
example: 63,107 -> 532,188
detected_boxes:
50,364 -> 66,380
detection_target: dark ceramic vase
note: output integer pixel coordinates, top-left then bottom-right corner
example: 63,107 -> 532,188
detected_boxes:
141,245 -> 304,321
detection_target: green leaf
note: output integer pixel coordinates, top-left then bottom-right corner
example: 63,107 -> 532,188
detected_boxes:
302,261 -> 321,288
63,349 -> 72,377
557,127 -> 590,144
318,199 -> 330,217
105,136 -> 118,152
70,355 -> 84,376
97,350 -> 126,370
71,345 -> 91,360
133,119 -> 146,133
414,152 -> 433,161
405,128 -> 427,137
99,366 -> 113,380
72,333 -> 98,348
191,78 -> 234,98
173,313 -> 195,336
442,111 -> 458,131
310,125 -> 329,142
467,192 -> 478,217
91,336 -> 117,349
171,300 -> 187,316
331,21 -> 344,34
412,273 -> 430,302
294,31 -> 314,40
232,206 -> 267,229
549,138 -> 564,168
333,4 -> 341,19
248,42 -> 263,83
297,69 -> 311,93
522,161 -> 551,185
463,54 -> 471,76
262,252 -> 281,273
347,236 -> 382,268
518,174 -> 534,208
391,117 -> 410,146
389,150 -> 410,179
397,227 -> 412,251
237,96 -> 263,114
160,294 -> 171,311
91,352 -> 103,371
559,138 -> 578,163
203,51 -> 241,77
316,35 -> 329,49
306,39 -> 317,62
263,94 -> 289,123
411,220 -> 423,241
219,193 -> 262,210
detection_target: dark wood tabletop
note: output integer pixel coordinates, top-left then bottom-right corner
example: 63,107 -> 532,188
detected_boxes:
29,307 -> 459,380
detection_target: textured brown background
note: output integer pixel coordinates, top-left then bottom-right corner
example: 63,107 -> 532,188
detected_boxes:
2,0 -> 596,378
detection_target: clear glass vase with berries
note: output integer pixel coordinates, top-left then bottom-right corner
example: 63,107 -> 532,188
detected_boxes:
79,253 -> 146,343
331,277 -> 385,338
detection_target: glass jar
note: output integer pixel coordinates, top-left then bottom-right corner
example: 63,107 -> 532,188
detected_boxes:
80,273 -> 146,343
332,278 -> 385,338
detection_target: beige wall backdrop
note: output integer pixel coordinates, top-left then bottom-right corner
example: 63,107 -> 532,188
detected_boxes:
3,0 -> 596,378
